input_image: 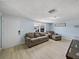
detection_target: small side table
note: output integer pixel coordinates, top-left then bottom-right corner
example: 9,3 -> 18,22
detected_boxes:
52,35 -> 61,41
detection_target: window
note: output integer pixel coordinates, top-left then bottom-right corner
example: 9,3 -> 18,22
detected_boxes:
34,23 -> 46,32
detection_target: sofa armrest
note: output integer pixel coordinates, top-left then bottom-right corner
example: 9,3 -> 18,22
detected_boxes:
45,34 -> 49,37
25,37 -> 31,44
45,34 -> 48,36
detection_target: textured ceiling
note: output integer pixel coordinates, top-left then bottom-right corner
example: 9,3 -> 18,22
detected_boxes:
0,0 -> 79,22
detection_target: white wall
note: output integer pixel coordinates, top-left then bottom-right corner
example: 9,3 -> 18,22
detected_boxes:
2,15 -> 34,48
46,23 -> 53,31
46,23 -> 50,31
53,18 -> 79,40
20,18 -> 34,43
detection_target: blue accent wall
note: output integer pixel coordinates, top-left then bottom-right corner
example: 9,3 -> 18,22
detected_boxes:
53,19 -> 79,40
46,19 -> 79,40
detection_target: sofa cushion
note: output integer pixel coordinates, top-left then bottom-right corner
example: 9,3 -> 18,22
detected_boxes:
39,32 -> 45,36
37,36 -> 47,39
27,33 -> 34,38
31,38 -> 38,40
31,36 -> 47,41
48,31 -> 55,35
34,32 -> 40,37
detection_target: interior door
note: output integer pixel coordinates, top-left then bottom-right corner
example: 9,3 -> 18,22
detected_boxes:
0,16 -> 2,48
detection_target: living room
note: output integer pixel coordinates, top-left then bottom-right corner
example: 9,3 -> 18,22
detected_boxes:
0,0 -> 79,59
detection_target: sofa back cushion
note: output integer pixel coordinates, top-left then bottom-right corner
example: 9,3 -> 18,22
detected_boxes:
26,33 -> 34,38
25,32 -> 46,38
39,32 -> 45,36
34,32 -> 40,37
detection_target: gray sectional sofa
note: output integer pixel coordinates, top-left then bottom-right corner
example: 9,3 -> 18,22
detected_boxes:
24,32 -> 49,48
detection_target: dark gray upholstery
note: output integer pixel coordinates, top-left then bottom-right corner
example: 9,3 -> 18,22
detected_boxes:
25,32 -> 49,48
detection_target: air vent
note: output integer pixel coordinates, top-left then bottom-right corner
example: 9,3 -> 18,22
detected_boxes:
48,9 -> 56,13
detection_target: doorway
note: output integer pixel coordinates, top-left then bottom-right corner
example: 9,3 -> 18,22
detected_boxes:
34,23 -> 46,32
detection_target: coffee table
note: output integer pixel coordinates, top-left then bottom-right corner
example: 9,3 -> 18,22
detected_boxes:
66,40 -> 79,59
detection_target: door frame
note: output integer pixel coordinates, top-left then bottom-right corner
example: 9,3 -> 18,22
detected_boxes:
0,16 -> 2,48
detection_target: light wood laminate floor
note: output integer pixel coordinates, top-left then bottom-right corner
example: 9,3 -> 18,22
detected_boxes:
0,39 -> 71,59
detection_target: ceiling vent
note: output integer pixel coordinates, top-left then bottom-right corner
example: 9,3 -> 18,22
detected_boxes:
48,9 -> 56,14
